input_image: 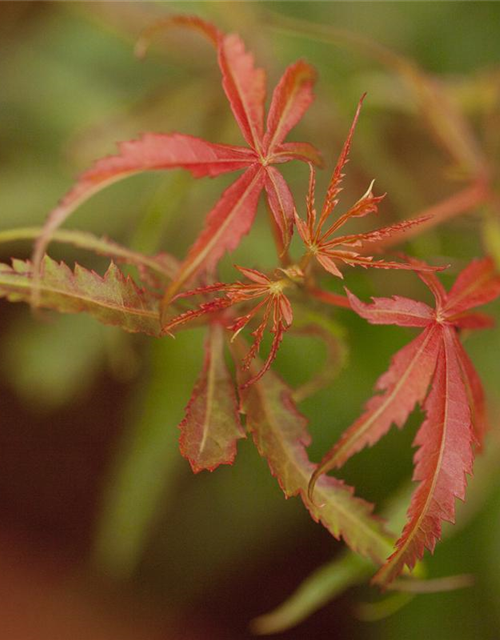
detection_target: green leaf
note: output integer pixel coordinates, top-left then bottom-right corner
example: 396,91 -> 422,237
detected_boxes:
251,551 -> 371,635
0,255 -> 161,336
179,323 -> 245,473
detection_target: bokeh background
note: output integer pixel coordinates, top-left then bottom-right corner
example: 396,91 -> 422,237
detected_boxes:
1,2 -> 500,638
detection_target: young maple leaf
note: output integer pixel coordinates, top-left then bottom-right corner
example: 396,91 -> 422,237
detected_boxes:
0,255 -> 162,336
32,15 -> 322,316
308,257 -> 500,587
295,96 -> 432,278
179,322 -> 246,473
162,266 -> 293,388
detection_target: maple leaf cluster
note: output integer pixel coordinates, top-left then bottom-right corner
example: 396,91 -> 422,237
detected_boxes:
309,258 -> 500,585
1,14 -> 499,592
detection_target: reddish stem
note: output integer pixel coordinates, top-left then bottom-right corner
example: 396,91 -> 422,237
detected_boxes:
308,286 -> 351,309
372,180 -> 490,252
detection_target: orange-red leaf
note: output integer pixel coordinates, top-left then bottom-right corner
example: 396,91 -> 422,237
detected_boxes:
179,323 -> 245,473
333,216 -> 432,248
445,257 -> 500,316
318,95 -> 365,228
32,134 -> 256,287
346,289 -> 435,327
219,33 -> 267,151
373,327 -> 474,587
453,332 -> 489,449
309,324 -> 442,492
264,60 -> 316,151
264,167 -> 295,249
166,165 -> 266,302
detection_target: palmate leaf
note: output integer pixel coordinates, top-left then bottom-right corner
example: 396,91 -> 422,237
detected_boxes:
311,260 -> 500,586
32,15 -> 321,314
294,102 -> 440,281
0,256 -> 161,336
308,324 -> 442,492
255,436 -> 500,633
373,327 -> 474,586
235,341 -> 393,565
179,323 -> 245,473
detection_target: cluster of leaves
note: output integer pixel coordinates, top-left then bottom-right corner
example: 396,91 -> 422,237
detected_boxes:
1,13 -> 499,607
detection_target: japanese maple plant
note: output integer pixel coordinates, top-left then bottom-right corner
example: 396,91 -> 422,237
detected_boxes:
1,13 -> 499,610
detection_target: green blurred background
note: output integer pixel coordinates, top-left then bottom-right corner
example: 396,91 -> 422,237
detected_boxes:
0,2 -> 499,638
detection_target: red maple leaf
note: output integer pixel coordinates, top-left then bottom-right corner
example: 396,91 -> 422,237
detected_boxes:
295,96 -> 433,278
308,257 -> 500,586
32,15 -> 321,317
163,265 -> 293,388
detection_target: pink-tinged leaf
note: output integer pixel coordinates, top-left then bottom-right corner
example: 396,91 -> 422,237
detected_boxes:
235,265 -> 271,285
264,167 -> 295,248
164,165 -> 266,307
218,33 -> 267,151
309,325 -> 442,493
271,141 -> 323,167
75,133 -> 256,179
445,257 -> 500,316
317,94 -> 365,229
236,343 -> 393,565
409,261 -> 449,308
179,323 -> 245,473
0,256 -> 161,336
32,134 -> 256,288
450,311 -> 495,330
334,216 -> 432,248
317,254 -> 344,278
162,297 -> 233,336
321,188 -> 385,242
373,327 -> 474,587
452,332 -> 489,449
305,163 -> 317,233
240,322 -> 286,389
264,60 -> 316,151
346,289 -> 435,327
334,253 -> 443,274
